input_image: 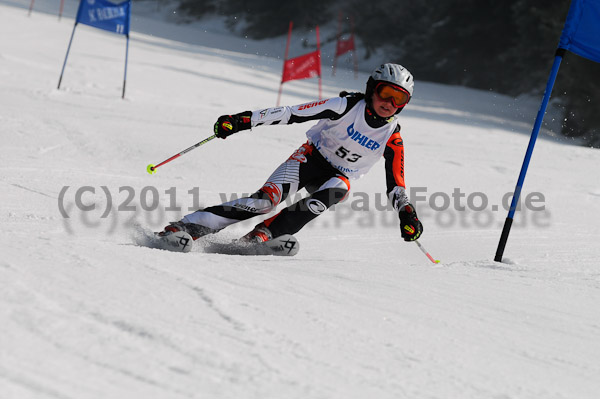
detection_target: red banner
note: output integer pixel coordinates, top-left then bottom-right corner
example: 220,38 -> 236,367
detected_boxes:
335,36 -> 355,56
281,50 -> 321,83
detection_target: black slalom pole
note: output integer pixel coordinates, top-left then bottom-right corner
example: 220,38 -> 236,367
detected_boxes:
58,23 -> 78,90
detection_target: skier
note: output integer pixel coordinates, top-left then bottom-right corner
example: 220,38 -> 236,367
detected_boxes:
159,63 -> 423,245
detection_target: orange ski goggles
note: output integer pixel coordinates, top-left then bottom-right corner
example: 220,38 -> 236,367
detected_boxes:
375,82 -> 410,108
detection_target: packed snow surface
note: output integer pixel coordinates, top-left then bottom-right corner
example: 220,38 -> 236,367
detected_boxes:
1,1 -> 599,398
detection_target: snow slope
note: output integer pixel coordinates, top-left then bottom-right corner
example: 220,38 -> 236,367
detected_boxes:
1,1 -> 600,398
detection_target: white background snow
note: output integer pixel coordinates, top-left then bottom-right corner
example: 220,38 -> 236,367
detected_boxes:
1,1 -> 599,398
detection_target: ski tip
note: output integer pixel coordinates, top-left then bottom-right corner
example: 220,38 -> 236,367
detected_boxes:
266,234 -> 299,256
160,231 -> 194,253
135,230 -> 194,253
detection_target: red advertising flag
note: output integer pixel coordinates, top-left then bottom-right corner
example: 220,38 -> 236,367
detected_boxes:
281,50 -> 321,83
335,36 -> 355,56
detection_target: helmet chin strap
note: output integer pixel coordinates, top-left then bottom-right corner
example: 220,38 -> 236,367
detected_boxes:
364,103 -> 394,128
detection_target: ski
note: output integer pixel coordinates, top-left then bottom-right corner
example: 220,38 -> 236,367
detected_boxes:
146,230 -> 195,253
200,234 -> 299,256
135,227 -> 299,256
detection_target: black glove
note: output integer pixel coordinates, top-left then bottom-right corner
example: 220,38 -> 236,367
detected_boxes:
399,203 -> 423,241
213,111 -> 252,139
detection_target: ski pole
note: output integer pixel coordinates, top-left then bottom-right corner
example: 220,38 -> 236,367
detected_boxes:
147,134 -> 217,174
415,240 -> 441,264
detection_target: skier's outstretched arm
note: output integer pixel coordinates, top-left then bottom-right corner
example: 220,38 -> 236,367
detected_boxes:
384,129 -> 423,241
212,95 -> 360,139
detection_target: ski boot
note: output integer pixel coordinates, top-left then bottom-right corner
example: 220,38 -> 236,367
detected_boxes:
241,223 -> 273,243
158,221 -> 217,241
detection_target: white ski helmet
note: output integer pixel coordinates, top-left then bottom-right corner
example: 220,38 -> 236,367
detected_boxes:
370,63 -> 414,96
366,63 -> 414,114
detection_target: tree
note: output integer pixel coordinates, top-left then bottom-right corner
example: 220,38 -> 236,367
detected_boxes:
173,0 -> 599,146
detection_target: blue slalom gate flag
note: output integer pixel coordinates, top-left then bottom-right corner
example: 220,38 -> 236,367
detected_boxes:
494,0 -> 600,262
58,0 -> 132,98
558,0 -> 600,63
75,0 -> 131,36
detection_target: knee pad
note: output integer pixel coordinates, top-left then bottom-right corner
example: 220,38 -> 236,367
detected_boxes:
259,182 -> 284,207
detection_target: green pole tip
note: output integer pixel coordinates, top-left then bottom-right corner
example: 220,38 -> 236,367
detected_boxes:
147,164 -> 156,175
